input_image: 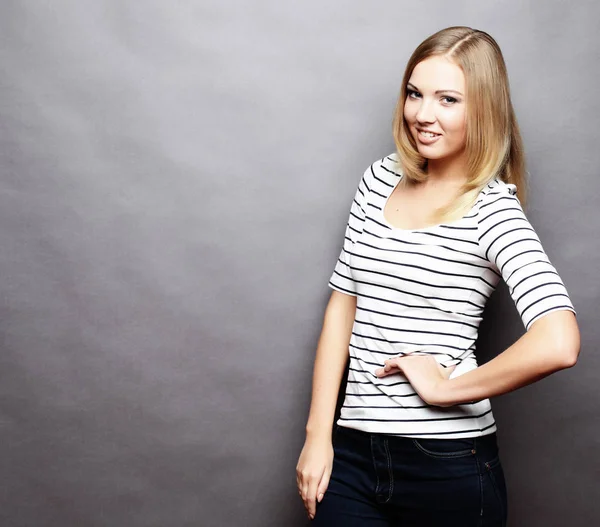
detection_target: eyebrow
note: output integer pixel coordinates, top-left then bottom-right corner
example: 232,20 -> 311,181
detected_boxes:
406,83 -> 463,96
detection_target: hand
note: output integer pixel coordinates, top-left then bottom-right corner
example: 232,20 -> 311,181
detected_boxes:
374,354 -> 456,407
296,434 -> 334,521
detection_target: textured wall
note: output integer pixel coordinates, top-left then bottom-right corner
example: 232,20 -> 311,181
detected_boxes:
0,1 -> 598,526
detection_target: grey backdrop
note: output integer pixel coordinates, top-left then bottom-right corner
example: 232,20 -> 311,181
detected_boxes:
1,1 -> 598,526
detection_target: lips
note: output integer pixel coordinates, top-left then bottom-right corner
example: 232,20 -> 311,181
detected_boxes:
415,128 -> 441,145
417,128 -> 441,137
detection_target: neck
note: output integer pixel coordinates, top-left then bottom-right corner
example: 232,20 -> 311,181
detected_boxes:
422,149 -> 468,187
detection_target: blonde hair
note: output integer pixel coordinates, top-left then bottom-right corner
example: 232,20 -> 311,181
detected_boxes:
392,26 -> 527,222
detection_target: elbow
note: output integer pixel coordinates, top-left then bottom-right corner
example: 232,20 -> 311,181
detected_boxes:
533,311 -> 580,370
559,340 -> 580,369
555,326 -> 581,370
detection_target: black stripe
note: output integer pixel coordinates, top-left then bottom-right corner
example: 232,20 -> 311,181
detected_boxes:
379,164 -> 403,178
347,379 -> 410,388
453,346 -> 477,362
499,249 -> 544,275
371,164 -> 395,187
348,224 -> 362,236
357,238 -> 494,277
478,195 -> 518,210
344,392 -> 419,398
511,269 -> 559,293
520,293 -> 572,319
352,332 -> 468,353
479,206 -> 522,225
349,355 -> 412,369
485,226 -> 536,260
334,257 -> 349,268
348,340 -> 454,360
479,216 -> 528,242
353,198 -> 365,215
503,259 -> 548,284
354,318 -> 475,341
493,237 -> 539,264
420,230 -> 478,246
327,281 -> 356,296
515,281 -> 566,308
342,402 -> 479,409
338,287 -> 482,319
349,210 -> 364,222
348,365 -> 386,375
362,224 -> 493,266
346,263 -> 487,300
349,342 -> 456,360
339,408 -> 493,423
356,305 -> 479,330
440,224 -> 478,231
526,306 -> 575,329
346,247 -> 490,284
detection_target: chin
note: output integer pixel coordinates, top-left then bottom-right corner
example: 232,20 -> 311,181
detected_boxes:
416,147 -> 446,159
417,145 -> 461,161
424,152 -> 449,160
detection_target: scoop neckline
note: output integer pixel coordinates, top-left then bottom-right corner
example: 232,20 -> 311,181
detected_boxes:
379,174 -> 489,233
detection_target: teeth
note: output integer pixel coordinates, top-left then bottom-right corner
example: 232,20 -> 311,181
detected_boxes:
420,131 -> 439,138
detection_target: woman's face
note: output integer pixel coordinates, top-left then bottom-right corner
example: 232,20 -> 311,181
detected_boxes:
403,56 -> 467,162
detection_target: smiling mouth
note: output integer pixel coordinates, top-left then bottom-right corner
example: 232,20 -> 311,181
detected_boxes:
418,130 -> 441,138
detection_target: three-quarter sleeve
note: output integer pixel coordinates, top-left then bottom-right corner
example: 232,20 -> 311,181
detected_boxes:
477,182 -> 576,330
327,167 -> 370,296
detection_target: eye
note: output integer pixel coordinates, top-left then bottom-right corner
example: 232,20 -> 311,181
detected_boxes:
406,89 -> 421,99
441,96 -> 458,104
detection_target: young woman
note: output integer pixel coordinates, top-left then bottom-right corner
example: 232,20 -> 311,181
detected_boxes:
296,26 -> 580,526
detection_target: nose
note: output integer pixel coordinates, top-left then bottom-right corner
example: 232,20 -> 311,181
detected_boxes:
415,98 -> 435,124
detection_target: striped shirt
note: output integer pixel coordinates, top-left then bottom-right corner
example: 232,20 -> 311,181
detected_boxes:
328,152 -> 576,439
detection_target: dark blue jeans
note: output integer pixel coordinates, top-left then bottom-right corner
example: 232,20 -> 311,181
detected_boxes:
313,425 -> 507,526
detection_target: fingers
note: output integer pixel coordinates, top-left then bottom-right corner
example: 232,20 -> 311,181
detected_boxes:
383,355 -> 410,370
297,467 -> 325,520
375,359 -> 402,378
306,476 -> 319,519
316,468 -> 331,503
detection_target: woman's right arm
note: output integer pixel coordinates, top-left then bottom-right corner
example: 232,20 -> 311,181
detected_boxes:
296,158 -> 374,519
296,289 -> 356,520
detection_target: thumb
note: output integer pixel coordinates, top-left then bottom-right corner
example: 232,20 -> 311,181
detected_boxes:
316,470 -> 331,502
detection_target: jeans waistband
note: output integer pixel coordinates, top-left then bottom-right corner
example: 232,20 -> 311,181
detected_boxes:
335,424 -> 500,459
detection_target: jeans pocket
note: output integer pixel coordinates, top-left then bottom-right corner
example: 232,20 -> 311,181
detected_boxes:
412,437 -> 476,459
484,455 -> 508,525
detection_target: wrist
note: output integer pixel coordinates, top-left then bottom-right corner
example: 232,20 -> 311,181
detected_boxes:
432,379 -> 458,407
305,423 -> 334,443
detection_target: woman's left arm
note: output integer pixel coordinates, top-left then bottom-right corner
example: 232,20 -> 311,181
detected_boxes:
436,309 -> 580,406
375,308 -> 580,406
437,183 -> 581,406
